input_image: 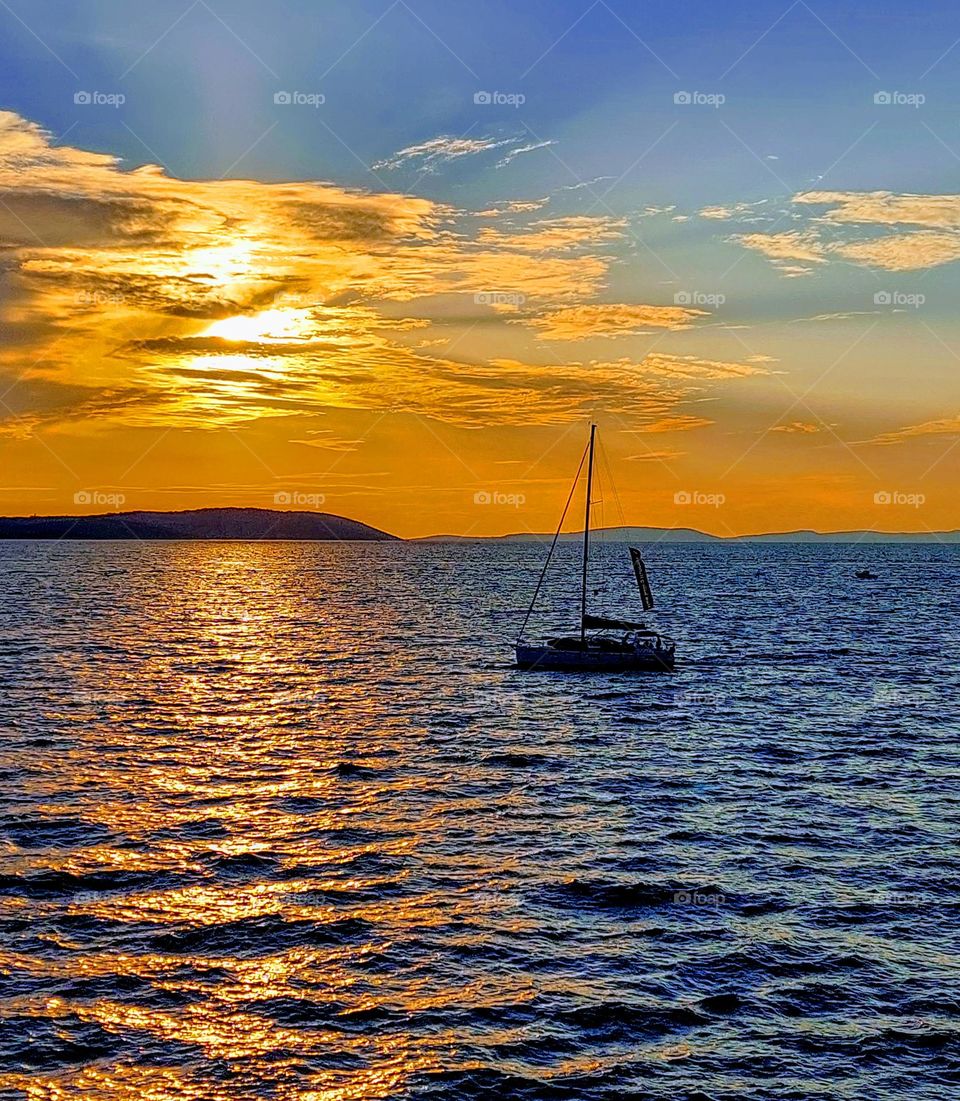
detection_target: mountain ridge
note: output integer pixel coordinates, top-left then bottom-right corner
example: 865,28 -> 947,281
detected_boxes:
0,507 -> 398,541
0,509 -> 955,542
418,525 -> 960,543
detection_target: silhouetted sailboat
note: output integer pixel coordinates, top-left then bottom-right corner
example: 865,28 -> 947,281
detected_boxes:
515,424 -> 676,672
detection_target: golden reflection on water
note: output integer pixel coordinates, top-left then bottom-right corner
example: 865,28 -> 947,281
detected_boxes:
1,544 -> 471,1100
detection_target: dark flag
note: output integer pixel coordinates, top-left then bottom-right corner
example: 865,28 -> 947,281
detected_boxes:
629,547 -> 655,611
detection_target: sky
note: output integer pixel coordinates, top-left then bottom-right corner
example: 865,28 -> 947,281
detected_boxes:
1,0 -> 960,537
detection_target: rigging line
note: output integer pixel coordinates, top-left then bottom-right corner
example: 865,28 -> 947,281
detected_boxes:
598,435 -> 628,532
595,439 -> 626,606
517,438 -> 590,644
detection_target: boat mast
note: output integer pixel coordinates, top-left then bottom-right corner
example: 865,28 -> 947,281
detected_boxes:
580,423 -> 596,645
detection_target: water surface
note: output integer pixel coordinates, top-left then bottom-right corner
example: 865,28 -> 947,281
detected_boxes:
0,541 -> 957,1099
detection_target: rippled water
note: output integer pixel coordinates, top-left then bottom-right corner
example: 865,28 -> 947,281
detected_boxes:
0,540 -> 957,1100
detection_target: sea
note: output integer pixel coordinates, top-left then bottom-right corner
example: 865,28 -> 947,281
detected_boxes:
0,540 -> 957,1100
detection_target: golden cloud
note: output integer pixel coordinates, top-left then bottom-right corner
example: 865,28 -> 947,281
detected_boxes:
733,231 -> 827,268
729,191 -> 960,273
831,232 -> 960,271
634,352 -> 768,380
794,190 -> 960,229
476,215 -> 628,253
522,303 -> 707,341
870,414 -> 960,445
0,111 -> 762,440
624,449 -> 686,460
771,421 -> 821,434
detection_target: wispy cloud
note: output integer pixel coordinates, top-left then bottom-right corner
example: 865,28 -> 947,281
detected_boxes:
373,133 -> 555,174
870,414 -> 960,445
477,215 -> 627,253
522,303 -> 707,341
372,135 -> 515,173
716,190 -> 960,273
771,421 -> 821,434
496,139 -> 557,168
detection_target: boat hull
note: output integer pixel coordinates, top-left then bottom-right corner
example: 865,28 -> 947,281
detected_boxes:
515,643 -> 674,673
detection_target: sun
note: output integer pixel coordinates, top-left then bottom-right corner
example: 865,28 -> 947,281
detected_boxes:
204,308 -> 315,344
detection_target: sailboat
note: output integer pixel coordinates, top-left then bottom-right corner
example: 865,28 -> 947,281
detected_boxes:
515,424 -> 676,673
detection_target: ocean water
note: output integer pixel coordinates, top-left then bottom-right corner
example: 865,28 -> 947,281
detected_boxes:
0,539 -> 957,1100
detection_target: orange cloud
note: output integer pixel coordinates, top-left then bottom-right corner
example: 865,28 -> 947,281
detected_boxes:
477,215 -> 627,253
522,303 -> 707,341
0,111 -> 769,447
870,414 -> 960,445
771,421 -> 821,434
634,352 -> 768,380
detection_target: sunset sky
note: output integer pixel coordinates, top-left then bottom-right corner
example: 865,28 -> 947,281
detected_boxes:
1,0 -> 960,537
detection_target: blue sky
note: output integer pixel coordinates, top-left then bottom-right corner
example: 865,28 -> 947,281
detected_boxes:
4,0 -> 959,194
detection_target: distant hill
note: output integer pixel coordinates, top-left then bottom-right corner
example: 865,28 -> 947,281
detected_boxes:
0,508 -> 398,541
1,512 -> 954,543
420,526 -> 960,544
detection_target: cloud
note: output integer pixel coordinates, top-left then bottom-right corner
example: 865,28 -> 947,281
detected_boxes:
522,303 -> 707,341
723,190 -> 960,273
794,190 -> 960,229
372,133 -> 555,174
633,352 -> 768,380
372,135 -> 514,173
831,232 -> 960,271
0,111 -> 763,441
496,139 -> 557,168
624,449 -> 686,461
474,198 -> 549,217
771,421 -> 821,434
556,176 -> 615,192
870,414 -> 960,445
289,429 -> 365,451
698,199 -> 771,223
477,215 -> 627,253
733,230 -> 827,270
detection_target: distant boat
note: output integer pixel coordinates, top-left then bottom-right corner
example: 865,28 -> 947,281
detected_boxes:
855,568 -> 878,580
515,424 -> 676,673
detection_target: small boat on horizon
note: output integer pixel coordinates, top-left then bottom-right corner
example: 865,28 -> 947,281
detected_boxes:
515,424 -> 676,673
855,568 -> 878,581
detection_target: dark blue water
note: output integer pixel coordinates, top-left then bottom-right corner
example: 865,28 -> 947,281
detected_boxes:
0,541 -> 957,1100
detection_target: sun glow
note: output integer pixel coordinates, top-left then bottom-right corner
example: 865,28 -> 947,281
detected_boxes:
204,308 -> 316,344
